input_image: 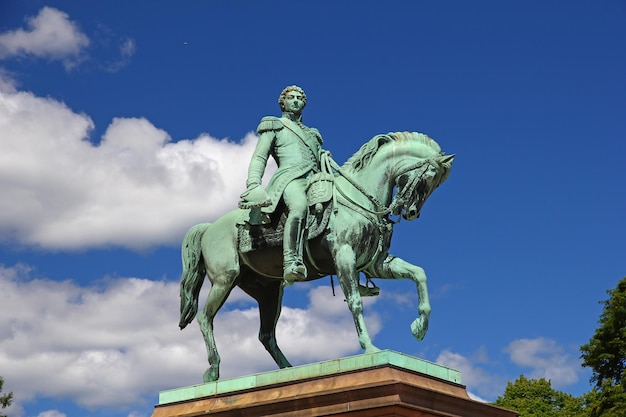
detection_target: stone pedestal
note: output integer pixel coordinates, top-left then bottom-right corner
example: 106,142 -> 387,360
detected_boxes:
152,350 -> 517,417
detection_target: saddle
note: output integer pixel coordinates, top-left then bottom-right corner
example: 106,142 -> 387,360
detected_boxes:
236,172 -> 381,297
238,172 -> 335,253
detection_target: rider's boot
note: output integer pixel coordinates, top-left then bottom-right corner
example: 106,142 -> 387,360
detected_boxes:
283,217 -> 307,285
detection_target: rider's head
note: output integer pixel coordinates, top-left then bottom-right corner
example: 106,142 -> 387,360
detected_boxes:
278,85 -> 307,112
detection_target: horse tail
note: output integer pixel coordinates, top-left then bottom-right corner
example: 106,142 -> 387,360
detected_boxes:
179,223 -> 211,330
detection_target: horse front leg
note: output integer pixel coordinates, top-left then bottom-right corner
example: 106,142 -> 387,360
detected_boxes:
334,244 -> 380,353
366,255 -> 431,341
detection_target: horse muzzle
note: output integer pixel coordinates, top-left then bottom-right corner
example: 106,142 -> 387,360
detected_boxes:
402,205 -> 421,221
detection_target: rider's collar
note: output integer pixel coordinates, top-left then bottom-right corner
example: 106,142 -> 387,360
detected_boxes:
282,111 -> 303,123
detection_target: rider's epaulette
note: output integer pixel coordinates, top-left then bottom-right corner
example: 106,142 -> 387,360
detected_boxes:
257,116 -> 284,134
309,127 -> 323,144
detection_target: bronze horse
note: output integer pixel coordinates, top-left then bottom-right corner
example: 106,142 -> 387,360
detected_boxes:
179,131 -> 453,382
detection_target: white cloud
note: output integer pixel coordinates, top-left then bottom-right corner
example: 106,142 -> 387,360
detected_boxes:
505,337 -> 580,388
435,350 -> 493,391
102,37 -> 136,73
0,265 -> 373,413
120,39 -> 136,57
435,338 -> 582,402
436,345 -> 532,401
0,68 -> 18,93
36,411 -> 66,417
0,87 -> 275,250
0,7 -> 89,69
466,392 -> 489,403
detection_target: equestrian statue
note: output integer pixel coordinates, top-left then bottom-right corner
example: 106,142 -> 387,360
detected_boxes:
179,85 -> 454,382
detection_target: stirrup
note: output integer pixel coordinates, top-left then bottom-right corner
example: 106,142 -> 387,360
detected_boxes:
358,278 -> 380,297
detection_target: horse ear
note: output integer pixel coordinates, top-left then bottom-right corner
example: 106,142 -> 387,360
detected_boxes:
438,154 -> 455,165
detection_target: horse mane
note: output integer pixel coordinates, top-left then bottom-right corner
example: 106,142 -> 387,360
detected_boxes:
345,131 -> 442,172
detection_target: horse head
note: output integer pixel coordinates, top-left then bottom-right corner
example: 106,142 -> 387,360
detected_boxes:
397,153 -> 454,221
340,131 -> 453,221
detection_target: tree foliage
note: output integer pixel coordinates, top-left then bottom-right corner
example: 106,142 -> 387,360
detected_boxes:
493,375 -> 586,417
580,277 -> 626,416
582,383 -> 626,417
0,376 -> 13,417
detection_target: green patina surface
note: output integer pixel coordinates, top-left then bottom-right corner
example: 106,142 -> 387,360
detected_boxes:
178,86 -> 454,384
158,350 -> 461,405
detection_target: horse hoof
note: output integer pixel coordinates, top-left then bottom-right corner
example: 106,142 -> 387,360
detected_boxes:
411,317 -> 429,341
203,367 -> 219,383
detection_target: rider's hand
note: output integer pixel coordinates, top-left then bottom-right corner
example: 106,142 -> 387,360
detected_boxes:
239,184 -> 271,209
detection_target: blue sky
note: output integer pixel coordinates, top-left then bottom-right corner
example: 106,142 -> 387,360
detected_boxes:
0,1 -> 624,416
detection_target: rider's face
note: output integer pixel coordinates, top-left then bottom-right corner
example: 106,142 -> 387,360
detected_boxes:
283,91 -> 305,113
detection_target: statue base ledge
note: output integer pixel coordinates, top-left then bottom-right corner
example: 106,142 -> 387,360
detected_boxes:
152,350 -> 517,417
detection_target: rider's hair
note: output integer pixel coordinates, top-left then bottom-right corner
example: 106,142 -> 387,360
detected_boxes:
278,85 -> 307,111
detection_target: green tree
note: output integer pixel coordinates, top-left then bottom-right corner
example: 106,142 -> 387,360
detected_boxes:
580,277 -> 626,416
493,375 -> 586,417
0,376 -> 13,417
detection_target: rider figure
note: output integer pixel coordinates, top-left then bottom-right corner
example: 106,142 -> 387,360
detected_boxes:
239,86 -> 324,284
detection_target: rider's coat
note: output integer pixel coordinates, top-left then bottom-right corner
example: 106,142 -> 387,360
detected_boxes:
247,115 -> 323,213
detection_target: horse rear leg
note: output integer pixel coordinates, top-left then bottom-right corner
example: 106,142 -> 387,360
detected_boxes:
239,277 -> 292,369
198,269 -> 238,382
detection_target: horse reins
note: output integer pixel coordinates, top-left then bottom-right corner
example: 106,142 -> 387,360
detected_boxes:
328,156 -> 435,220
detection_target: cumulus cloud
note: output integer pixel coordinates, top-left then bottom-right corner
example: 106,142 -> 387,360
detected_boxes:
0,7 -> 89,69
504,337 -> 580,388
436,338 -> 582,402
436,348 -> 505,399
0,265 -> 376,415
0,68 -> 18,92
0,87 -> 275,250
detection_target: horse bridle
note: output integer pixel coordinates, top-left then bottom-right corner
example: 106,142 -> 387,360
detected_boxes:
328,156 -> 438,220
